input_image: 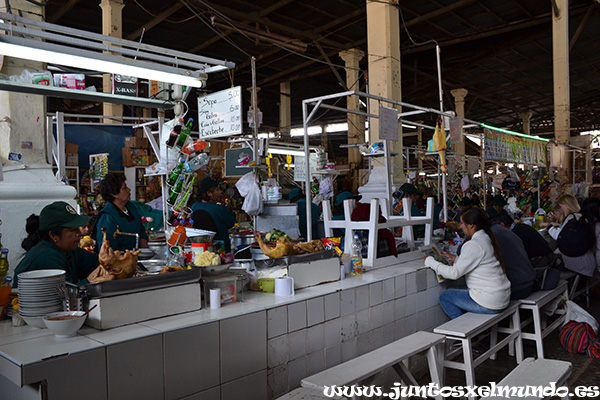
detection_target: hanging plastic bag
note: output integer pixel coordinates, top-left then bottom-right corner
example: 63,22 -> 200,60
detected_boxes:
563,300 -> 599,334
235,172 -> 263,216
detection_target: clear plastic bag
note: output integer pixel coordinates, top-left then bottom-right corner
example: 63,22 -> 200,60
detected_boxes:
236,172 -> 263,216
564,300 -> 599,334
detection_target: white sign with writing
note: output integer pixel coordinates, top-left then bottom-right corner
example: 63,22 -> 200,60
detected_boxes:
379,106 -> 399,141
197,86 -> 242,139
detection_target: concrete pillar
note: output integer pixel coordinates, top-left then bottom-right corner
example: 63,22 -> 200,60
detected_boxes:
451,88 -> 468,170
552,0 -> 570,170
520,111 -> 533,135
0,0 -> 75,271
361,0 -> 403,202
100,0 -> 125,122
279,82 -> 291,137
339,49 -> 365,192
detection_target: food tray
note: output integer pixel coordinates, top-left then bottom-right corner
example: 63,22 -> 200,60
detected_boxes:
79,268 -> 202,299
253,249 -> 335,269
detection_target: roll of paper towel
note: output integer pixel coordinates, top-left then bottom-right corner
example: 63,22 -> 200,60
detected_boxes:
274,276 -> 294,296
210,288 -> 221,309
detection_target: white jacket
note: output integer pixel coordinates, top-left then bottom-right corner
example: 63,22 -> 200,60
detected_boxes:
425,230 -> 511,310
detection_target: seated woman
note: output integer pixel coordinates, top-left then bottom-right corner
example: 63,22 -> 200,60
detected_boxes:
14,202 -> 101,287
425,207 -> 511,319
94,173 -> 149,252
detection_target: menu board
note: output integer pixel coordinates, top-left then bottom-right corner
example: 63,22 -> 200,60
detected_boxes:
197,86 -> 242,139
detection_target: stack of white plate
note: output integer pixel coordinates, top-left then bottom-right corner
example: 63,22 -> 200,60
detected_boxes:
18,270 -> 66,328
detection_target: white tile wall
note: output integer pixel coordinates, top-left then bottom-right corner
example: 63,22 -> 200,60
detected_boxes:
417,290 -> 429,313
340,288 -> 355,316
221,369 -> 267,400
369,281 -> 383,306
355,286 -> 369,311
405,293 -> 417,316
324,293 -> 340,320
427,269 -> 438,288
325,344 -> 341,368
306,297 -> 325,327
394,297 -> 406,320
369,303 -> 384,330
355,308 -> 370,336
307,350 -> 326,376
288,301 -> 307,332
394,318 -> 407,340
106,335 -> 164,400
267,365 -> 288,399
268,335 -> 289,368
267,306 -> 288,339
371,326 -> 384,350
288,329 -> 307,360
356,332 -> 371,356
406,272 -> 417,294
341,338 -> 357,362
340,313 -> 356,340
180,386 -> 220,400
382,323 -> 395,346
287,356 -> 307,390
405,314 -> 417,335
324,318 -> 341,347
395,275 -> 406,298
164,322 -> 219,400
383,278 -> 395,302
307,324 -> 324,353
220,311 -> 267,383
416,269 -> 428,292
382,300 -> 395,326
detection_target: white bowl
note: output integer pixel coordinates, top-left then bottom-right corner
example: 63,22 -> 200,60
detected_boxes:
20,315 -> 46,329
42,311 -> 87,338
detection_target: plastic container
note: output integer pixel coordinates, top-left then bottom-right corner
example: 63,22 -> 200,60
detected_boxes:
202,274 -> 242,307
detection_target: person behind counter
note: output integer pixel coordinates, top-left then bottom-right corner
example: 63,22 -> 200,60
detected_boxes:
289,187 -> 321,240
191,177 -> 236,252
14,202 -> 100,287
93,173 -> 149,252
425,207 -> 511,319
486,194 -> 506,218
399,183 -> 425,237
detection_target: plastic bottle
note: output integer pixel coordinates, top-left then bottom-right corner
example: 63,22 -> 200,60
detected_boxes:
168,176 -> 185,205
167,158 -> 186,186
176,118 -> 194,148
166,124 -> 182,148
350,234 -> 363,275
0,233 -> 3,249
182,139 -> 208,155
184,153 -> 210,174
3,276 -> 12,287
0,249 -> 8,283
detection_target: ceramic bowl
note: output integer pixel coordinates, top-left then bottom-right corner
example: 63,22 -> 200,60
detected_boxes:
42,311 -> 87,338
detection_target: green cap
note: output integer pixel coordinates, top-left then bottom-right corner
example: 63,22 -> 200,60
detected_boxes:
39,201 -> 91,231
200,177 -> 221,193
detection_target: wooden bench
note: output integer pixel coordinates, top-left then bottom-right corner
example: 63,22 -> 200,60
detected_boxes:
519,280 -> 568,359
301,331 -> 445,400
322,197 -> 434,267
485,357 -> 572,400
433,301 -> 523,389
275,387 -> 343,400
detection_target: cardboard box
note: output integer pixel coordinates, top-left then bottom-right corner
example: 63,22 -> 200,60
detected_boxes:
124,137 -> 149,148
66,153 -> 78,166
122,147 -> 150,167
122,147 -> 137,167
65,142 -> 79,154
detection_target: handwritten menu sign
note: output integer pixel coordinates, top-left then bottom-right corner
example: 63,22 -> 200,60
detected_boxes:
197,86 -> 242,139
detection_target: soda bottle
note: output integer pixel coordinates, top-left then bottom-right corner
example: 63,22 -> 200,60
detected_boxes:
350,234 -> 363,275
182,139 -> 208,155
184,153 -> 209,174
0,249 -> 8,283
176,118 -> 194,148
166,124 -> 182,148
167,158 -> 186,186
168,176 -> 185,205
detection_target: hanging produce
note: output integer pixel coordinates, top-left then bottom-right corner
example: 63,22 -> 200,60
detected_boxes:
433,118 -> 447,173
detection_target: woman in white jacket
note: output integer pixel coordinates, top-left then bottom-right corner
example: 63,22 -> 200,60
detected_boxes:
425,207 -> 511,319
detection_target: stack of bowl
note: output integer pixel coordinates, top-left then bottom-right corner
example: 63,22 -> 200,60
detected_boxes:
18,270 -> 65,328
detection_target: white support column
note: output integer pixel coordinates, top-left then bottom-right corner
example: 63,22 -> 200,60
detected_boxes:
100,0 -> 125,122
552,0 -> 570,172
451,88 -> 468,170
279,82 -> 291,137
520,111 -> 533,135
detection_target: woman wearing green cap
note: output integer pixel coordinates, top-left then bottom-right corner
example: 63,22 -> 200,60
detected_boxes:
13,201 -> 101,287
191,177 -> 236,252
93,173 -> 149,252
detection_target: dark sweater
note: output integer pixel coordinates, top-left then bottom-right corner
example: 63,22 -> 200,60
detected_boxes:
511,222 -> 553,259
491,224 -> 536,296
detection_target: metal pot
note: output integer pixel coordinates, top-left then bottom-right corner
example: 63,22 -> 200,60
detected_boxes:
231,233 -> 256,250
230,259 -> 254,272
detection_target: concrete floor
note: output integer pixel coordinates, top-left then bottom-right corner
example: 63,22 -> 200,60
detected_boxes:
440,283 -> 600,398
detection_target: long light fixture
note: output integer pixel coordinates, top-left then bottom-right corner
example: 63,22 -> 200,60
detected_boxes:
268,147 -> 309,156
0,42 -> 205,88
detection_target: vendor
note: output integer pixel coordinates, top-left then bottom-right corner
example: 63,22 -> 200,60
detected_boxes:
486,194 -> 506,218
290,187 -> 321,240
399,183 -> 425,237
332,191 -> 362,237
14,202 -> 100,287
93,173 -> 149,252
191,177 -> 236,252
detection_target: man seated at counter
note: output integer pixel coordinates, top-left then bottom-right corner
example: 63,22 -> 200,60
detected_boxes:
289,187 -> 321,240
14,202 -> 100,287
93,173 -> 149,252
191,177 -> 236,252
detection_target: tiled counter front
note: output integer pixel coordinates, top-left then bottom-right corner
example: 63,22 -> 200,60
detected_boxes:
0,253 -> 446,400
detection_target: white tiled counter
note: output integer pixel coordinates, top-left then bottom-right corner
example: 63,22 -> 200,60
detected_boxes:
0,251 -> 446,400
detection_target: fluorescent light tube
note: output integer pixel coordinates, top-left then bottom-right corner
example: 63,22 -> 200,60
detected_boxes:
0,42 -> 205,88
268,147 -> 306,156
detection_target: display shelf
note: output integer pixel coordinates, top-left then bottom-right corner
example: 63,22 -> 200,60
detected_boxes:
124,166 -> 161,203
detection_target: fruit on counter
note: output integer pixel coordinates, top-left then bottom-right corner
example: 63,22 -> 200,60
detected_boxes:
264,229 -> 289,242
194,251 -> 221,266
255,235 -> 294,258
220,252 -> 234,264
89,228 -> 141,283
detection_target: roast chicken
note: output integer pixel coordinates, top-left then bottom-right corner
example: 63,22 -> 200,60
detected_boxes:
255,235 -> 294,258
292,240 -> 324,255
88,228 -> 141,283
